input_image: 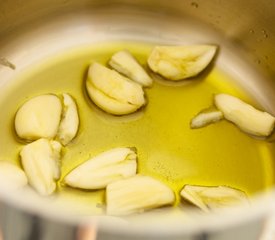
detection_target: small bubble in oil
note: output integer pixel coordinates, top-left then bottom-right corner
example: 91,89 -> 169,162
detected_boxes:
191,2 -> 199,8
261,29 -> 268,38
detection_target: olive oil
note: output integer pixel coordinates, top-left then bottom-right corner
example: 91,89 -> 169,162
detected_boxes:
0,42 -> 273,214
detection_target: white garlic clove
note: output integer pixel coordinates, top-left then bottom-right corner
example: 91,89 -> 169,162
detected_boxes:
106,175 -> 175,216
86,62 -> 145,115
86,82 -> 140,115
20,138 -> 62,196
190,108 -> 223,129
56,93 -> 79,145
147,45 -> 217,81
64,147 -> 137,190
0,162 -> 28,190
109,50 -> 153,87
180,185 -> 249,212
15,94 -> 62,141
214,93 -> 275,137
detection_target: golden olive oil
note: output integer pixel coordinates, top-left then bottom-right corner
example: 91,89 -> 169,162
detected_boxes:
0,42 -> 273,214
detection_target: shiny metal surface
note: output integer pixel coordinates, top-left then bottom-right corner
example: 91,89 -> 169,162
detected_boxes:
0,0 -> 275,239
1,0 -> 275,109
1,0 -> 275,72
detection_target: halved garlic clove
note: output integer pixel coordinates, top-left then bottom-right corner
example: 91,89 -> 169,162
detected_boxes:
106,175 -> 175,216
109,50 -> 153,87
214,93 -> 275,137
147,45 -> 217,81
86,82 -> 140,115
56,94 -> 79,145
0,162 -> 28,190
20,138 -> 62,196
86,62 -> 145,115
190,108 -> 223,129
64,147 -> 137,190
180,185 -> 249,212
15,94 -> 62,141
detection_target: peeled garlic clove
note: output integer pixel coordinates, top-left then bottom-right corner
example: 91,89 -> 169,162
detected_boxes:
109,50 -> 153,87
106,175 -> 175,216
56,94 -> 79,145
0,162 -> 28,190
15,94 -> 62,141
147,45 -> 217,80
191,108 -> 223,129
86,82 -> 140,115
86,62 -> 145,115
214,93 -> 275,137
64,147 -> 137,190
180,185 -> 249,212
20,138 -> 62,196
89,63 -> 145,106
180,185 -> 209,212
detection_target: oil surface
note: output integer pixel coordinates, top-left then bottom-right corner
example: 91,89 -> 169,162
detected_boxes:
0,42 -> 273,214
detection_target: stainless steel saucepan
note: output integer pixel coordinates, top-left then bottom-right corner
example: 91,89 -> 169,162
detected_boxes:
0,0 -> 275,239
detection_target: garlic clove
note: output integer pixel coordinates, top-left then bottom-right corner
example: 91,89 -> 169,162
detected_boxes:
64,147 -> 137,190
214,93 -> 275,137
109,50 -> 153,87
20,138 -> 62,196
56,93 -> 79,145
15,94 -> 62,141
106,175 -> 175,216
147,45 -> 217,81
86,82 -> 140,115
180,185 -> 249,212
86,62 -> 145,115
191,108 -> 223,129
0,162 -> 28,190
